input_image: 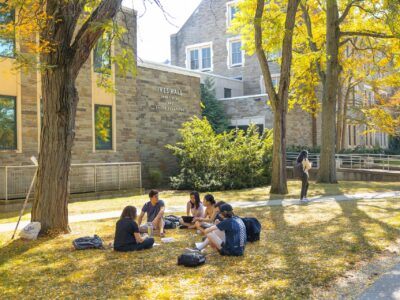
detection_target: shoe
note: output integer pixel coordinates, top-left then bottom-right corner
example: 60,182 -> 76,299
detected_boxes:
300,198 -> 309,203
195,242 -> 204,250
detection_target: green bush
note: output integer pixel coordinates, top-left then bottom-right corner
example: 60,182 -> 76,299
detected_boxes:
166,117 -> 272,191
287,145 -> 321,154
148,169 -> 163,188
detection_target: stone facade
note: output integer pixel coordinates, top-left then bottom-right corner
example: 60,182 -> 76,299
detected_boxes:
170,0 -> 280,96
136,62 -> 201,184
0,9 -> 201,191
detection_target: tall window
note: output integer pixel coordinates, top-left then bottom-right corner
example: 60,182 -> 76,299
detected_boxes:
228,38 -> 243,67
227,1 -> 238,27
0,3 -> 15,58
93,33 -> 111,74
95,105 -> 112,150
0,96 -> 17,150
186,43 -> 212,71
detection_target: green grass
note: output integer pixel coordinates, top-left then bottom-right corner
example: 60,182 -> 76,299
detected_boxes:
1,180 -> 399,225
1,198 -> 400,299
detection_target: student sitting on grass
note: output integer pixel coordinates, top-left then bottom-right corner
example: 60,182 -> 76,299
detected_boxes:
138,189 -> 166,237
179,191 -> 205,229
114,206 -> 154,252
193,194 -> 217,225
191,204 -> 247,256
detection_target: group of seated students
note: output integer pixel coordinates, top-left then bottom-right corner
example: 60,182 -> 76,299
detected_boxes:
114,189 -> 247,256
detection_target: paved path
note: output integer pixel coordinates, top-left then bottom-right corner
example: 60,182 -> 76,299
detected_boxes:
1,191 -> 399,234
358,264 -> 400,300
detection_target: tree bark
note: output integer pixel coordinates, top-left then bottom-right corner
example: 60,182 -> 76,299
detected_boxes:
254,0 -> 300,194
317,0 -> 339,183
311,111 -> 317,148
31,0 -> 123,234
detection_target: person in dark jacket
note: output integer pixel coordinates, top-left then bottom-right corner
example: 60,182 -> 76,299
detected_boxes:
296,150 -> 312,203
114,206 -> 154,252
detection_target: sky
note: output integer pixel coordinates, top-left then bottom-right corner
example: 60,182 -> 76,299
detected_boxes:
122,0 -> 202,63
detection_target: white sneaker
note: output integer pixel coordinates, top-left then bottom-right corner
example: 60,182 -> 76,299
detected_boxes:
195,242 -> 204,250
300,198 -> 309,203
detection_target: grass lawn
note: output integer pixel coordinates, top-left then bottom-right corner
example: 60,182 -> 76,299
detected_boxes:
1,198 -> 400,299
0,180 -> 399,225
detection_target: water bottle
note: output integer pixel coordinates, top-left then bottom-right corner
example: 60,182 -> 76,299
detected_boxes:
147,222 -> 154,237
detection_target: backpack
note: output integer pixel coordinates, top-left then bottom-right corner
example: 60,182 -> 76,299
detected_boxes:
164,219 -> 177,229
177,252 -> 206,267
241,218 -> 261,242
19,222 -> 41,240
164,215 -> 180,229
73,235 -> 104,250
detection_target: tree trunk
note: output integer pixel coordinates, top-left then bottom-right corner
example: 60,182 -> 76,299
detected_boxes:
32,67 -> 78,233
270,103 -> 288,194
336,80 -> 343,150
31,0 -> 123,235
317,0 -> 339,183
254,0 -> 299,194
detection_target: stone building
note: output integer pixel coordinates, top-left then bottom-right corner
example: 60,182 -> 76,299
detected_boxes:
0,7 -> 201,199
170,0 -> 390,149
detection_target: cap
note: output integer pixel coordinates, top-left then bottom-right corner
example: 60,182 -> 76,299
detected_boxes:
219,204 -> 233,213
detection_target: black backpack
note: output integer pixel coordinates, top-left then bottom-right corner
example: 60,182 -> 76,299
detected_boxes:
177,252 -> 206,267
241,218 -> 261,242
164,215 -> 180,229
73,235 -> 104,250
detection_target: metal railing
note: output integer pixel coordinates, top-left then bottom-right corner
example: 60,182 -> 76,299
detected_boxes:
0,162 -> 142,201
286,152 -> 400,172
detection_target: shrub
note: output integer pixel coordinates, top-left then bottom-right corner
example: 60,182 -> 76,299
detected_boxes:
148,169 -> 163,188
166,117 -> 272,191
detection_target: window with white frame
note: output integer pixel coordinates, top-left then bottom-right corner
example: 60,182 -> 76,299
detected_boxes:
260,74 -> 280,94
186,43 -> 213,71
228,38 -> 243,67
226,1 -> 238,27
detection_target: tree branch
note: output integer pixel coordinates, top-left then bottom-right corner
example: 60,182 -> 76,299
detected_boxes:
70,0 -> 123,77
340,31 -> 396,39
338,0 -> 362,24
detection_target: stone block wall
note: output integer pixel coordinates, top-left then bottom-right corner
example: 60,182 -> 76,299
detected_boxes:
136,64 -> 201,186
170,0 -> 280,95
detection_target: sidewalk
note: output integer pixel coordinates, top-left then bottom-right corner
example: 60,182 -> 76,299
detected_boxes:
358,263 -> 400,300
1,190 -> 399,233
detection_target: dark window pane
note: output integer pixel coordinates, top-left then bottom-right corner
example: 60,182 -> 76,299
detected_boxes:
224,88 -> 232,98
201,47 -> 211,69
231,41 -> 242,65
95,105 -> 112,150
190,49 -> 199,70
93,34 -> 111,74
0,3 -> 15,58
0,96 -> 17,150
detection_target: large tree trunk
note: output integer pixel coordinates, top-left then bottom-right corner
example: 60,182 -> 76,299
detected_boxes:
254,0 -> 299,195
31,0 -> 123,235
32,67 -> 78,233
318,0 -> 339,183
270,103 -> 288,194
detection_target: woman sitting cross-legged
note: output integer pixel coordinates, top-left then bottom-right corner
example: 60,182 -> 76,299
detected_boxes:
192,194 -> 217,226
179,191 -> 205,229
114,206 -> 154,252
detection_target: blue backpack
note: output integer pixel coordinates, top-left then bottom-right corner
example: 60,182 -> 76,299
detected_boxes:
241,218 -> 261,242
73,235 -> 104,250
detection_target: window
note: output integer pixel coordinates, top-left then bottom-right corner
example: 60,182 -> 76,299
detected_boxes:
226,1 -> 238,27
260,75 -> 280,93
0,3 -> 15,58
186,43 -> 213,71
224,88 -> 232,98
0,95 -> 17,150
229,40 -> 243,66
93,33 -> 111,74
95,105 -> 113,150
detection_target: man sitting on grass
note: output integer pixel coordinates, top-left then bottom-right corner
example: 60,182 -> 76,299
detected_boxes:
138,189 -> 166,237
191,204 -> 247,256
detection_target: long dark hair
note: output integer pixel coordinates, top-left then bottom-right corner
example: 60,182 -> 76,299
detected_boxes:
296,150 -> 308,163
120,206 -> 137,220
190,191 -> 201,209
204,194 -> 216,205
